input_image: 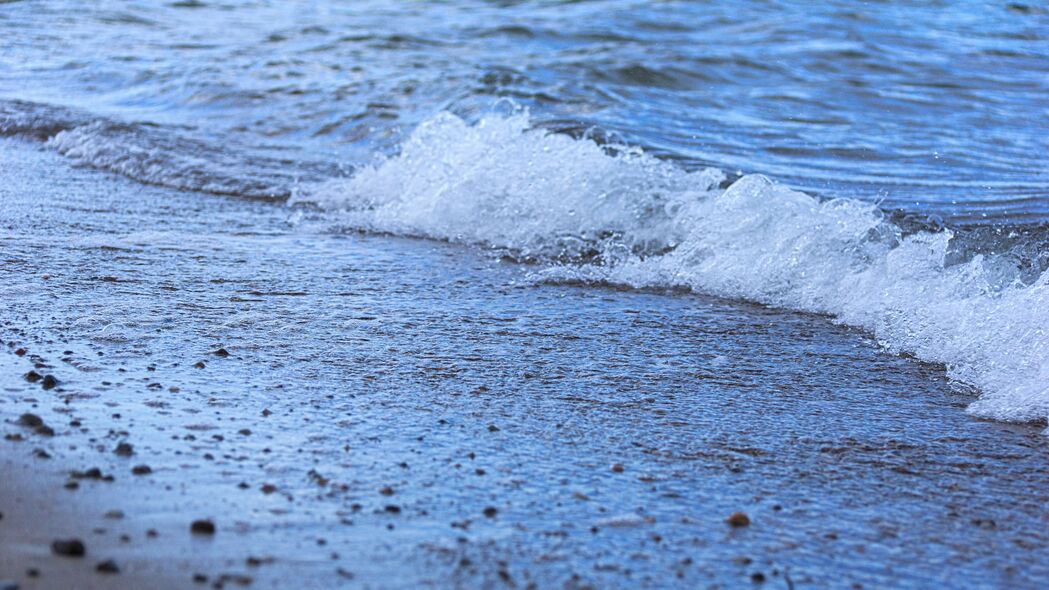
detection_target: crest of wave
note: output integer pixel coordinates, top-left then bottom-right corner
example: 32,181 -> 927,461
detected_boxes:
303,112 -> 1049,427
602,176 -> 1049,424
302,112 -> 725,260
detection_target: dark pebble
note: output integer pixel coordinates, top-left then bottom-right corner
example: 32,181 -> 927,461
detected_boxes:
132,464 -> 152,475
51,538 -> 86,557
96,560 -> 120,574
379,486 -> 395,496
26,569 -> 39,578
611,463 -> 625,473
726,512 -> 751,528
17,413 -> 43,428
194,361 -> 206,369
24,370 -> 42,383
384,505 -> 401,514
71,467 -> 105,480
114,442 -> 134,457
192,574 -> 208,584
15,348 -> 26,356
212,348 -> 230,357
35,425 -> 54,437
190,519 -> 216,535
40,375 -> 58,390
487,424 -> 499,432
483,506 -> 498,518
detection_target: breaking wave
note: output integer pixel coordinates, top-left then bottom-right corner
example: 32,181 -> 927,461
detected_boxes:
300,112 -> 1049,426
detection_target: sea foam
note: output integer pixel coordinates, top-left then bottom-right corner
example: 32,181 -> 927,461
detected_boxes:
301,112 -> 1049,426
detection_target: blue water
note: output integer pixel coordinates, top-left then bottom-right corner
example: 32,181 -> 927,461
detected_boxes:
1,4 -> 1049,586
0,1 -> 1047,423
1,0 -> 1046,220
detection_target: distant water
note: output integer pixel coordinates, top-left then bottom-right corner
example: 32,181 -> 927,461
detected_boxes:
1,0 -> 1047,425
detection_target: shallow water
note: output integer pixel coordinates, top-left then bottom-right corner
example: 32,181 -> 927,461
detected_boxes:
1,1 -> 1047,425
0,3 -> 1048,584
2,1 -> 1047,219
2,138 -> 1049,588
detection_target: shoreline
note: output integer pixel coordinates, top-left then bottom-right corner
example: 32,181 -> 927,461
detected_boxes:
2,138 -> 1049,589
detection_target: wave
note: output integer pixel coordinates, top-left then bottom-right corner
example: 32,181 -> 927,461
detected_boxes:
0,99 -> 334,199
299,112 -> 1049,427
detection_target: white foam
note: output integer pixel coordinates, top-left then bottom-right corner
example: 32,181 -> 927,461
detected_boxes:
302,112 -> 1049,426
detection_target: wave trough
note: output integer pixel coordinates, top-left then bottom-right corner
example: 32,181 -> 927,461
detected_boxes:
301,112 -> 1049,426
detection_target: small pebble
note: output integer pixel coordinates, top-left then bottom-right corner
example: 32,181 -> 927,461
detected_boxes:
190,519 -> 216,535
17,413 -> 43,428
726,512 -> 751,528
114,442 -> 134,457
51,538 -> 86,557
41,375 -> 58,390
96,560 -> 120,574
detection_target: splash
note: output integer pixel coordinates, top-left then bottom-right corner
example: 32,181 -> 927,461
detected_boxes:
302,112 -> 1049,426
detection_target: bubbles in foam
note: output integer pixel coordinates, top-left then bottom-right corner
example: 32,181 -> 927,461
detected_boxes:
303,112 -> 1049,427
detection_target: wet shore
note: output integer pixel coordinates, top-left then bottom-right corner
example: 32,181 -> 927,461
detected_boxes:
2,139 -> 1048,589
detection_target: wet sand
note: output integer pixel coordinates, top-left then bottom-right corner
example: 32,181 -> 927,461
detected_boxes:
2,138 -> 1049,589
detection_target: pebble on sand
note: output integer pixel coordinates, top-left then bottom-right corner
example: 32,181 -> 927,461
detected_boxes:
96,560 -> 120,574
41,375 -> 58,390
51,538 -> 86,557
190,519 -> 216,535
132,464 -> 152,475
114,442 -> 134,457
16,413 -> 43,428
726,512 -> 751,528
